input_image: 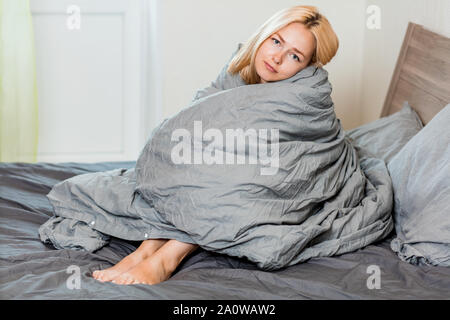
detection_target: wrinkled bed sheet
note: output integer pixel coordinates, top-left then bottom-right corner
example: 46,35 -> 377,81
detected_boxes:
1,161 -> 449,299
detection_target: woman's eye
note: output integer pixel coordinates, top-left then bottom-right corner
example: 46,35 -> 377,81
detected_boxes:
271,38 -> 301,62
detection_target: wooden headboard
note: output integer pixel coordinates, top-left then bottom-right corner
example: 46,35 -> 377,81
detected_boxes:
381,22 -> 450,125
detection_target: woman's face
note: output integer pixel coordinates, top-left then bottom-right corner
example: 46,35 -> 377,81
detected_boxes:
255,22 -> 316,83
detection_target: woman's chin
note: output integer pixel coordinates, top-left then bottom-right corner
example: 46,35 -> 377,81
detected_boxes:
258,73 -> 275,84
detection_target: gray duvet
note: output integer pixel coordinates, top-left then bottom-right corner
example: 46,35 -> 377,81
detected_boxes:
39,44 -> 393,270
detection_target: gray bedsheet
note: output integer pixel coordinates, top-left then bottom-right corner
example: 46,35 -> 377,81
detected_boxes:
1,161 -> 449,299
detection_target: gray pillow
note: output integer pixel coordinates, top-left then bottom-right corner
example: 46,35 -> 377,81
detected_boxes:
388,103 -> 450,267
346,101 -> 423,163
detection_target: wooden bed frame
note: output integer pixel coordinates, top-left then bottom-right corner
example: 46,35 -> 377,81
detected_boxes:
381,22 -> 450,125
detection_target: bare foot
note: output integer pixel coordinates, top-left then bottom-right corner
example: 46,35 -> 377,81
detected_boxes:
111,250 -> 173,285
92,239 -> 168,282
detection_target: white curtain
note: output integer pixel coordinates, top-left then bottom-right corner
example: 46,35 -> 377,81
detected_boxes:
0,0 -> 39,162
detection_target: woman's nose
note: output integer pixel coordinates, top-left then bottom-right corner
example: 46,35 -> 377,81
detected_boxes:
272,52 -> 282,64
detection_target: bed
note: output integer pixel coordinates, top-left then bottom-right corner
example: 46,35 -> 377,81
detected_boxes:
1,22 -> 449,300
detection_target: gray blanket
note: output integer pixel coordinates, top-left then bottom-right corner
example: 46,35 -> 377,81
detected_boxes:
39,44 -> 393,270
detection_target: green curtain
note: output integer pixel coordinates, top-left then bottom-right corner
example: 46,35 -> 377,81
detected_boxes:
0,0 -> 39,162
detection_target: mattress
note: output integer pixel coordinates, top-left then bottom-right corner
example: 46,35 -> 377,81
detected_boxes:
1,161 -> 449,299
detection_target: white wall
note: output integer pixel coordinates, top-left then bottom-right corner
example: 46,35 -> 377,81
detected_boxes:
159,0 -> 366,130
360,0 -> 450,124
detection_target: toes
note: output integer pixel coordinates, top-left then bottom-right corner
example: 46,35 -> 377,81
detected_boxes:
123,274 -> 135,285
95,269 -> 150,285
93,270 -> 103,280
93,270 -> 110,282
111,275 -> 126,285
111,273 -> 138,285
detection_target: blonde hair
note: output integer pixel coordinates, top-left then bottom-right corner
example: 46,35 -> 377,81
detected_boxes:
227,5 -> 339,84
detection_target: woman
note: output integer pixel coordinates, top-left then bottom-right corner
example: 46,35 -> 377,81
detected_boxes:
93,5 -> 338,285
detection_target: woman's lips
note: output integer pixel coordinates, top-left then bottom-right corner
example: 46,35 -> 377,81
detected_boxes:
264,62 -> 277,73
